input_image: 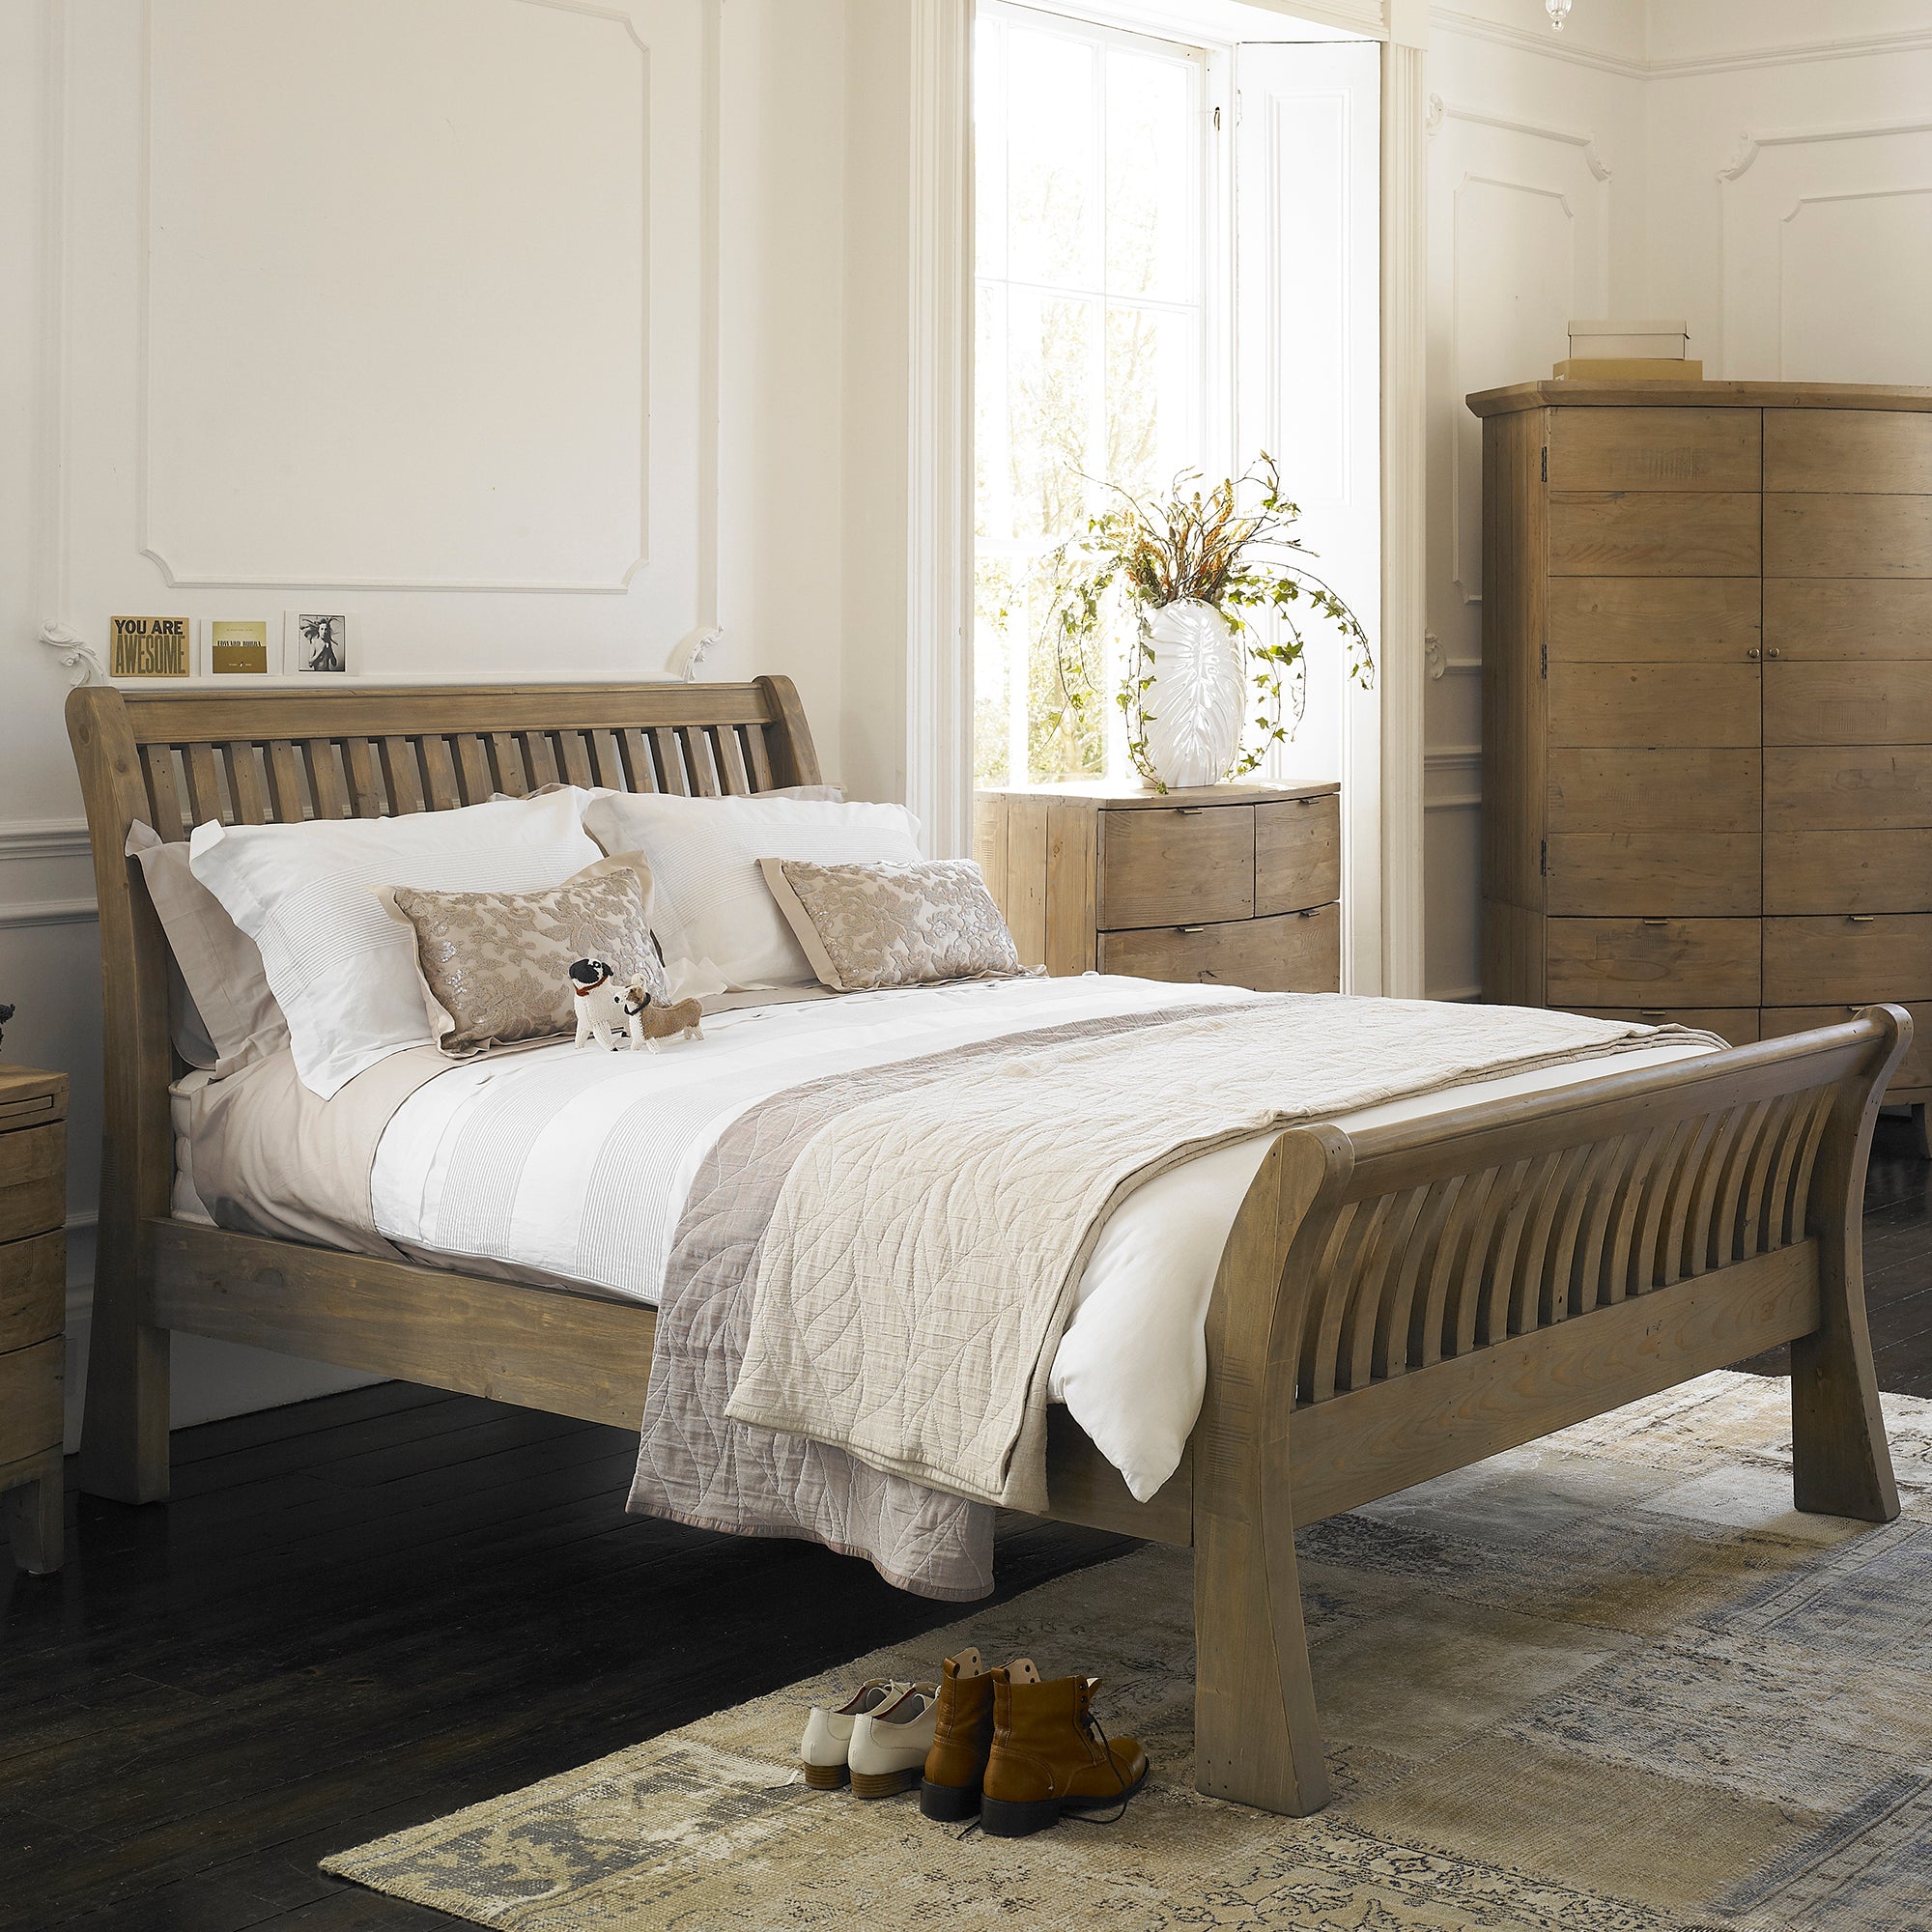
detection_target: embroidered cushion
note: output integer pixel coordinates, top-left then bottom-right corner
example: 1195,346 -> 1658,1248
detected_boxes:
757,858 -> 1025,992
388,862 -> 666,1057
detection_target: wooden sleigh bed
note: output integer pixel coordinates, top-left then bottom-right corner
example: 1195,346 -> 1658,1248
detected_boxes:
69,676 -> 1905,1819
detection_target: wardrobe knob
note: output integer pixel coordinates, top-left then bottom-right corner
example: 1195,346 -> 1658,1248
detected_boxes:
1746,647 -> 1761,661
1767,647 -> 1781,660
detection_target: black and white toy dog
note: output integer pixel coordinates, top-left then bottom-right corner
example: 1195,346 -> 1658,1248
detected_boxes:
568,958 -> 704,1053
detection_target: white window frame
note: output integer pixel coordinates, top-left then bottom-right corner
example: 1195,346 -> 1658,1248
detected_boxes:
973,0 -> 1233,789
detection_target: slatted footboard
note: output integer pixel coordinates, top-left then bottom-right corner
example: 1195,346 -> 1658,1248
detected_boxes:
1041,1007 -> 1908,1817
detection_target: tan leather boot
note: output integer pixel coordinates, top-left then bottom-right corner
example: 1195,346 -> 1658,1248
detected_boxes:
919,1647 -> 997,1820
980,1666 -> 1149,1837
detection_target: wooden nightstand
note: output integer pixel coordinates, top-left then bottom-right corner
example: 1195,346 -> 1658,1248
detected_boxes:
976,780 -> 1342,991
1,1065 -> 68,1575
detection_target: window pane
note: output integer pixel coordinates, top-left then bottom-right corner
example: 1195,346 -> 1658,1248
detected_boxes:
1106,303 -> 1197,506
1005,289 -> 1095,543
1105,49 -> 1194,302
1005,27 -> 1098,289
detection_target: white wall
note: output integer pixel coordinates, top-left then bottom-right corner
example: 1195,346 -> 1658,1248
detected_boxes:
1423,0 -> 1932,1003
1,0 -> 863,1440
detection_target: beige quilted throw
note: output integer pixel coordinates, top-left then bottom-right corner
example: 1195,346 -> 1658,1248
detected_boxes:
723,995 -> 1706,1525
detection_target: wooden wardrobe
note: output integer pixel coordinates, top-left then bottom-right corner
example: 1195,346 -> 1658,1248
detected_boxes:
1470,379 -> 1932,1129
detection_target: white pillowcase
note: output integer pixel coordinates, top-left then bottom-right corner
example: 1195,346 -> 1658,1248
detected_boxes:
189,790 -> 603,1097
128,823 -> 289,1071
581,791 -> 922,990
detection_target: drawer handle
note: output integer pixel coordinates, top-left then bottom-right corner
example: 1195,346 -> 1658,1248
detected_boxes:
1198,969 -> 1219,980
1746,647 -> 1761,661
1849,915 -> 1876,924
1298,908 -> 1320,919
1640,918 -> 1668,927
1173,807 -> 1204,816
1639,1009 -> 1668,1019
1177,924 -> 1206,934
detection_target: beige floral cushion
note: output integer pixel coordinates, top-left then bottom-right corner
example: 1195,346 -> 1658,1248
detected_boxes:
757,858 -> 1025,993
388,863 -> 666,1055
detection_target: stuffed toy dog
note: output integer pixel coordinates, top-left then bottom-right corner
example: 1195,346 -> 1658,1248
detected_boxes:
618,980 -> 705,1053
569,959 -> 703,1053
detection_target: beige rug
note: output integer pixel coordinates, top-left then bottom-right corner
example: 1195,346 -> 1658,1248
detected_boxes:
324,1372 -> 1932,1931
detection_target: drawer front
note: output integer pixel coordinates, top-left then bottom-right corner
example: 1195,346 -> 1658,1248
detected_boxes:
1765,748 -> 1932,831
1765,580 -> 1932,660
1547,749 -> 1760,836
1548,577 -> 1761,663
1099,906 -> 1339,993
1764,409 -> 1932,494
1766,495 -> 1932,578
1548,663 -> 1758,748
1764,914 -> 1932,1005
1765,659 -> 1932,747
1546,918 -> 1761,1008
1548,408 -> 1761,492
1098,805 -> 1253,929
1570,1007 -> 1760,1046
1547,834 -> 1761,918
1765,830 -> 1932,916
0,1230 -> 65,1353
1762,1003 -> 1932,1092
0,1123 -> 65,1247
1255,794 -> 1339,916
0,1336 -> 62,1466
1548,493 -> 1761,577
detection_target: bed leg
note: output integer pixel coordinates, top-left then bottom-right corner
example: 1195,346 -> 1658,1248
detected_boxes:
1790,1017 -> 1901,1526
1189,1133 -> 1333,1816
76,1219 -> 171,1506
1192,1499 -> 1330,1815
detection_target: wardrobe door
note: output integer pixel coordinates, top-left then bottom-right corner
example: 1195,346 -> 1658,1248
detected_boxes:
1762,407 -> 1932,1094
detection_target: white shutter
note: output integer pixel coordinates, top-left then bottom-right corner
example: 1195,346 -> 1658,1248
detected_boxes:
1232,40 -> 1380,990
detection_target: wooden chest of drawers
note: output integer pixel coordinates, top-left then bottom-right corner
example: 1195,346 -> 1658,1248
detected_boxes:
1470,379 -> 1932,1135
1,1065 -> 67,1575
975,781 -> 1342,992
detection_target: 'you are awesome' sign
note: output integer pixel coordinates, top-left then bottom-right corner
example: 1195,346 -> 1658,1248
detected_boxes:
109,616 -> 190,678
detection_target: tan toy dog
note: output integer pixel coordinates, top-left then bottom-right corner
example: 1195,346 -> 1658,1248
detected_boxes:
618,980 -> 705,1053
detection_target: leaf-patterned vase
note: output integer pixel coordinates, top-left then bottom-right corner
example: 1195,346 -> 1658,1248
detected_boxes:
1141,599 -> 1243,789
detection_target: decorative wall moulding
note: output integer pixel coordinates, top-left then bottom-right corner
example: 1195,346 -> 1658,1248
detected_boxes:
39,623 -> 103,689
0,820 -> 92,867
1431,97 -> 1611,183
0,898 -> 99,933
1432,7 -> 1932,78
1719,118 -> 1932,183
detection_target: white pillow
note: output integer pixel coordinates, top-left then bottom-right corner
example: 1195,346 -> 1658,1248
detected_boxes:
127,823 -> 288,1072
189,790 -> 603,1097
581,791 -> 922,990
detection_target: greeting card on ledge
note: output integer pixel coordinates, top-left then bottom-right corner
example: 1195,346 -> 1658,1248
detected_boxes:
285,611 -> 357,674
209,620 -> 272,675
109,616 -> 191,678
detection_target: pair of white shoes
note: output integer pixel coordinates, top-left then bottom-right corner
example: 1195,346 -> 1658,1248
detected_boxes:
800,1676 -> 939,1798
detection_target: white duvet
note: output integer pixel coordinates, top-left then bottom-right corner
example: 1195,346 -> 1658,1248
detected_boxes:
348,976 -> 1714,1505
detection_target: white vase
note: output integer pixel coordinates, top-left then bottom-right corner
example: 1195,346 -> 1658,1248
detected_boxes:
1139,599 -> 1244,790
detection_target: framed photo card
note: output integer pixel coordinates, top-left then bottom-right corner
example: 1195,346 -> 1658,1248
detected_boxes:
207,620 -> 274,675
284,611 -> 358,675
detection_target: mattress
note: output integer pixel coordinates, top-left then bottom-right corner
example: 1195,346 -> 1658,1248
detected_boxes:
173,975 -> 1716,1502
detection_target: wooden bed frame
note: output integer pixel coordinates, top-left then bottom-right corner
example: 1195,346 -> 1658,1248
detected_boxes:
69,677 -> 1904,1820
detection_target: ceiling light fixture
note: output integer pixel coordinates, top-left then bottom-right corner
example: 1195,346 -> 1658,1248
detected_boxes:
1547,0 -> 1573,29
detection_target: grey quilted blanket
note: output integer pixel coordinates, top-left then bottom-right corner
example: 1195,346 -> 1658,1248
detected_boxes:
631,993 -> 1694,1600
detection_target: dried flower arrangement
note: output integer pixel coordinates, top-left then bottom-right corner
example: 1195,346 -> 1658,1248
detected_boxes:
1046,454 -> 1375,791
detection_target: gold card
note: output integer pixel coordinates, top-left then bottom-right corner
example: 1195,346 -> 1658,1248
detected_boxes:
109,616 -> 190,678
210,620 -> 270,675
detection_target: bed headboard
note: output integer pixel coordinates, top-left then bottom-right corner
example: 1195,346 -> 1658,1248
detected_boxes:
65,677 -> 821,1259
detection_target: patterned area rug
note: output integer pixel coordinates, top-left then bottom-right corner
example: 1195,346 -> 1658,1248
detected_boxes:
324,1373 -> 1932,1930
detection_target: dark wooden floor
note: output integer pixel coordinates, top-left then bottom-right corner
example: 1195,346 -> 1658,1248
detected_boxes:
6,1113 -> 1929,1931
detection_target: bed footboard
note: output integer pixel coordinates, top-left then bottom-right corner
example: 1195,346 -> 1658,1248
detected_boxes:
1183,1007 -> 1907,1817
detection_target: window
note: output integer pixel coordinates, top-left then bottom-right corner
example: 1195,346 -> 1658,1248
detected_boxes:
973,5 -> 1218,789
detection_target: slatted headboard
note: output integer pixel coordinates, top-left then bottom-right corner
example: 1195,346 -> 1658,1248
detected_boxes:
65,676 -> 821,1327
